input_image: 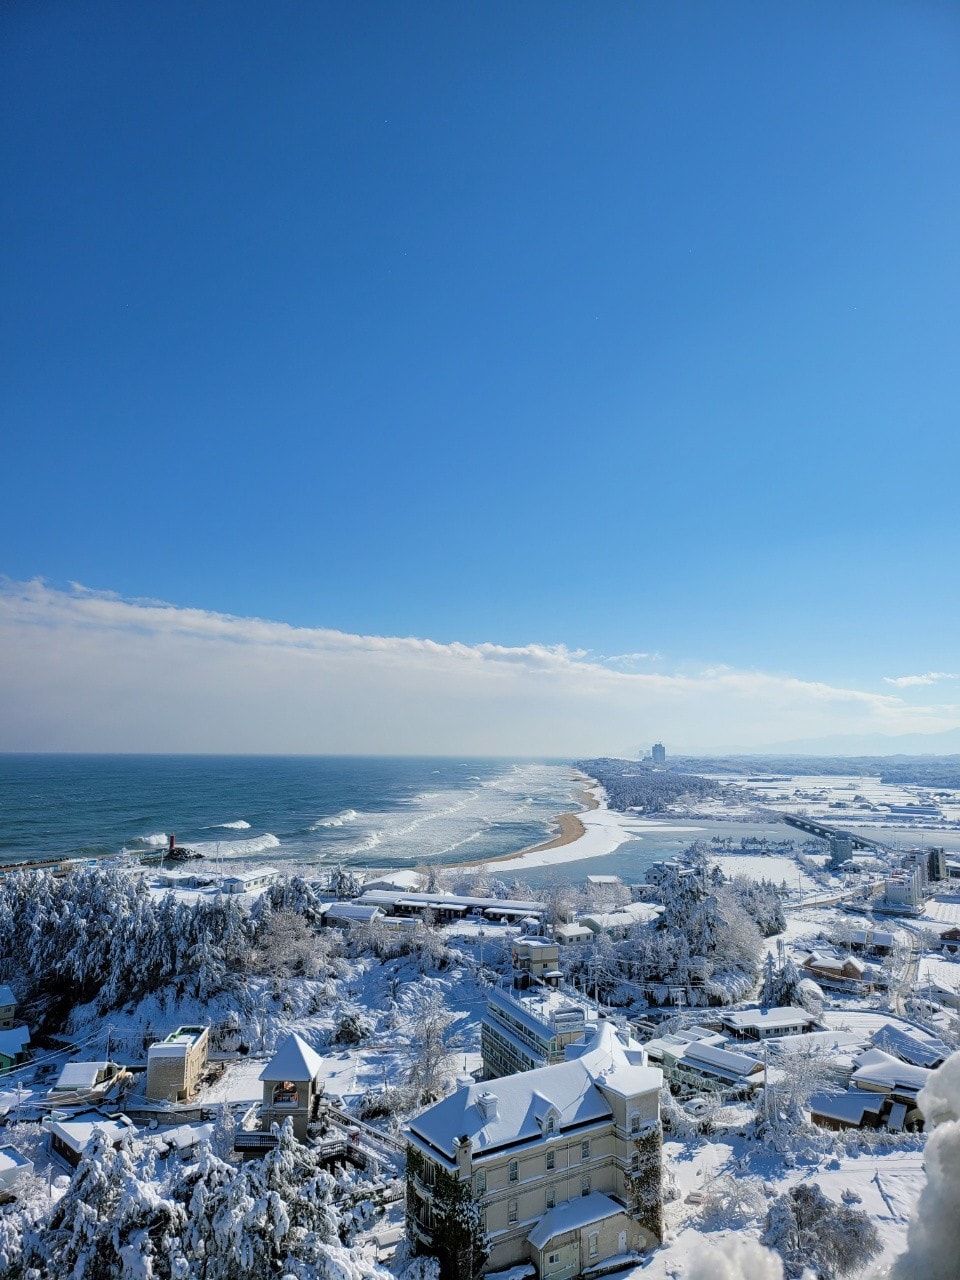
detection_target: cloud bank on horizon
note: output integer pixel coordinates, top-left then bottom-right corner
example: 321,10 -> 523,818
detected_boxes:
1,578 -> 958,755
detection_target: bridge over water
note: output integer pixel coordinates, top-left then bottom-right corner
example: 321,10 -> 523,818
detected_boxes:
779,812 -> 890,853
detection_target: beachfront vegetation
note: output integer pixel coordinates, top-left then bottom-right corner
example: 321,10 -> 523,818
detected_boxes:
576,758 -> 721,812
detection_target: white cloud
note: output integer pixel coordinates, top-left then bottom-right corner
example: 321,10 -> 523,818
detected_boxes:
883,672 -> 960,688
0,577 -> 956,754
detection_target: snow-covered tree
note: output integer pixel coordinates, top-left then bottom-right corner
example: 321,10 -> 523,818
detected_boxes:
761,1183 -> 881,1278
405,987 -> 457,1104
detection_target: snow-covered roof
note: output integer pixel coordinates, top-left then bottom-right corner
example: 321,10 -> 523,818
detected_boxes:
847,929 -> 895,947
354,890 -> 543,914
0,985 -> 16,1006
662,1040 -> 764,1082
528,1192 -> 627,1249
809,1091 -> 884,1125
323,902 -> 384,923
259,1032 -> 325,1083
721,1006 -> 815,1032
0,1026 -> 30,1058
487,987 -> 592,1039
157,1121 -> 216,1151
149,1026 -> 208,1058
581,904 -> 662,932
221,866 -> 279,884
801,951 -> 865,975
0,1145 -> 31,1175
361,870 -> 423,892
46,1109 -> 136,1154
53,1061 -> 112,1091
555,923 -> 593,940
643,1029 -> 726,1061
408,1022 -> 660,1161
850,1048 -> 931,1098
870,1025 -> 947,1070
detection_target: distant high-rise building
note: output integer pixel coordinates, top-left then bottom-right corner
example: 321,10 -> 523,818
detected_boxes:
651,742 -> 666,765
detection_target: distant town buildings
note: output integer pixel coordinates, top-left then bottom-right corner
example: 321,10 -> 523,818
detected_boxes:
651,743 -> 666,765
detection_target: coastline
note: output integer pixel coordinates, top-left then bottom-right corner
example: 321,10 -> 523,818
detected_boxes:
457,772 -> 600,868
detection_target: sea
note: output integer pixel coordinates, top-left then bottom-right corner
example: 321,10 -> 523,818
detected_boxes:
0,755 -> 584,879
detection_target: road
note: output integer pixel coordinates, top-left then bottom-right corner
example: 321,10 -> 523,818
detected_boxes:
892,939 -> 922,1018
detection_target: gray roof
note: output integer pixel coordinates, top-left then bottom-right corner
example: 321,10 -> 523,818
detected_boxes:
528,1192 -> 627,1249
408,1022 -> 660,1161
721,1006 -> 814,1032
259,1032 -> 325,1083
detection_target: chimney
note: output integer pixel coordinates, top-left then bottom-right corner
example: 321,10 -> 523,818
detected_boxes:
477,1091 -> 498,1122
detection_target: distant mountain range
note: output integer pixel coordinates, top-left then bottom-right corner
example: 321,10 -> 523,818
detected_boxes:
755,727 -> 960,756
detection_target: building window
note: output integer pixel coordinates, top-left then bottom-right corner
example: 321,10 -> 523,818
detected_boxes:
631,1151 -> 641,1172
508,1198 -> 518,1224
509,1160 -> 518,1182
548,1253 -> 560,1266
588,1232 -> 599,1260
581,1139 -> 590,1160
421,1162 -> 435,1187
545,1115 -> 556,1134
475,1170 -> 485,1195
630,1112 -> 641,1134
581,1176 -> 591,1196
546,1150 -> 555,1171
272,1081 -> 299,1107
546,1188 -> 555,1209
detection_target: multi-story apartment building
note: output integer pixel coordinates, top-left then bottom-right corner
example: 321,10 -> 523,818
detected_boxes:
481,984 -> 596,1079
407,1021 -> 662,1280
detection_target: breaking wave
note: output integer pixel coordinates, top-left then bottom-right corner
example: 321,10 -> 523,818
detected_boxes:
311,809 -> 362,830
137,833 -> 169,847
210,819 -> 251,830
194,833 -> 281,858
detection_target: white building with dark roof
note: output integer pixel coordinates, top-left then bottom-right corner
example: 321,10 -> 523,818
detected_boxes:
406,1021 -> 662,1280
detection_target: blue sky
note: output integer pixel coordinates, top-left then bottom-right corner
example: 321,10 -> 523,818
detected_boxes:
2,3 -> 959,752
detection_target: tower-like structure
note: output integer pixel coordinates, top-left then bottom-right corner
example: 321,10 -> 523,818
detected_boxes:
651,743 -> 666,765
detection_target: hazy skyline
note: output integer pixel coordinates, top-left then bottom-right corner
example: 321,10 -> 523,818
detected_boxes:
2,4 -> 959,752
2,577 -> 959,756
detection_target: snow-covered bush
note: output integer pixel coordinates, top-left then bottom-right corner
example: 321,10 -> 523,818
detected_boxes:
697,1173 -> 767,1228
333,1007 -> 374,1046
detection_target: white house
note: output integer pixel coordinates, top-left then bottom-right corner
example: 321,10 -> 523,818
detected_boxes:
220,866 -> 280,895
720,1006 -> 818,1040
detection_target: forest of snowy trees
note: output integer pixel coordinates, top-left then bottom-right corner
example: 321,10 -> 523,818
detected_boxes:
576,758 -> 721,812
560,858 -> 785,1009
0,1120 -> 422,1280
